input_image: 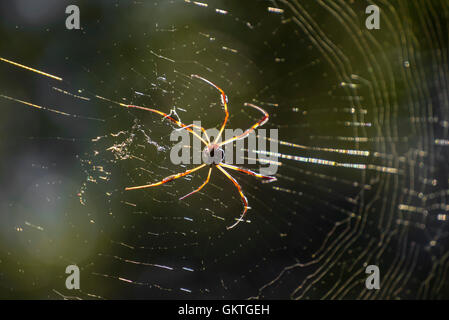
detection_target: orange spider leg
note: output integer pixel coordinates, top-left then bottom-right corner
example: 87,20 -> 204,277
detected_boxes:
176,123 -> 210,144
125,164 -> 207,191
179,167 -> 212,200
126,104 -> 209,146
219,163 -> 277,182
216,164 -> 249,230
219,103 -> 268,147
191,74 -> 229,144
94,94 -> 209,145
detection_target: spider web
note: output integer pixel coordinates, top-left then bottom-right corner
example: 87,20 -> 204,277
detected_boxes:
1,0 -> 449,299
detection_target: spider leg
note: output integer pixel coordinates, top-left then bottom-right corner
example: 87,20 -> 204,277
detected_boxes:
219,102 -> 269,147
191,74 -> 229,144
94,95 -> 209,146
219,163 -> 277,182
125,164 -> 207,191
179,167 -> 212,200
176,123 -> 211,144
216,164 -> 249,230
126,104 -> 209,146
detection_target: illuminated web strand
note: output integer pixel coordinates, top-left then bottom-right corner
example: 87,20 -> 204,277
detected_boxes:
258,135 -> 370,156
52,87 -> 90,101
256,150 -> 399,173
0,94 -> 103,121
243,155 -> 282,167
260,136 -> 370,156
0,57 -> 62,81
0,58 -> 107,121
256,150 -> 366,169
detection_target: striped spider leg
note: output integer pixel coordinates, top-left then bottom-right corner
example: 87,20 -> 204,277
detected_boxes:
190,74 -> 229,144
123,103 -> 210,191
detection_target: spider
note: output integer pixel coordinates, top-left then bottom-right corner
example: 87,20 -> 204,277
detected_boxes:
124,74 -> 276,229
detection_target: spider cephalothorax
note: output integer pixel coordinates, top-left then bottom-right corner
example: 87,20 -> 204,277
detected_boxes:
125,74 -> 276,229
203,144 -> 225,165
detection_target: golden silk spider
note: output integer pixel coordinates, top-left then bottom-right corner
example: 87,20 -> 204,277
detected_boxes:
124,74 -> 276,229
